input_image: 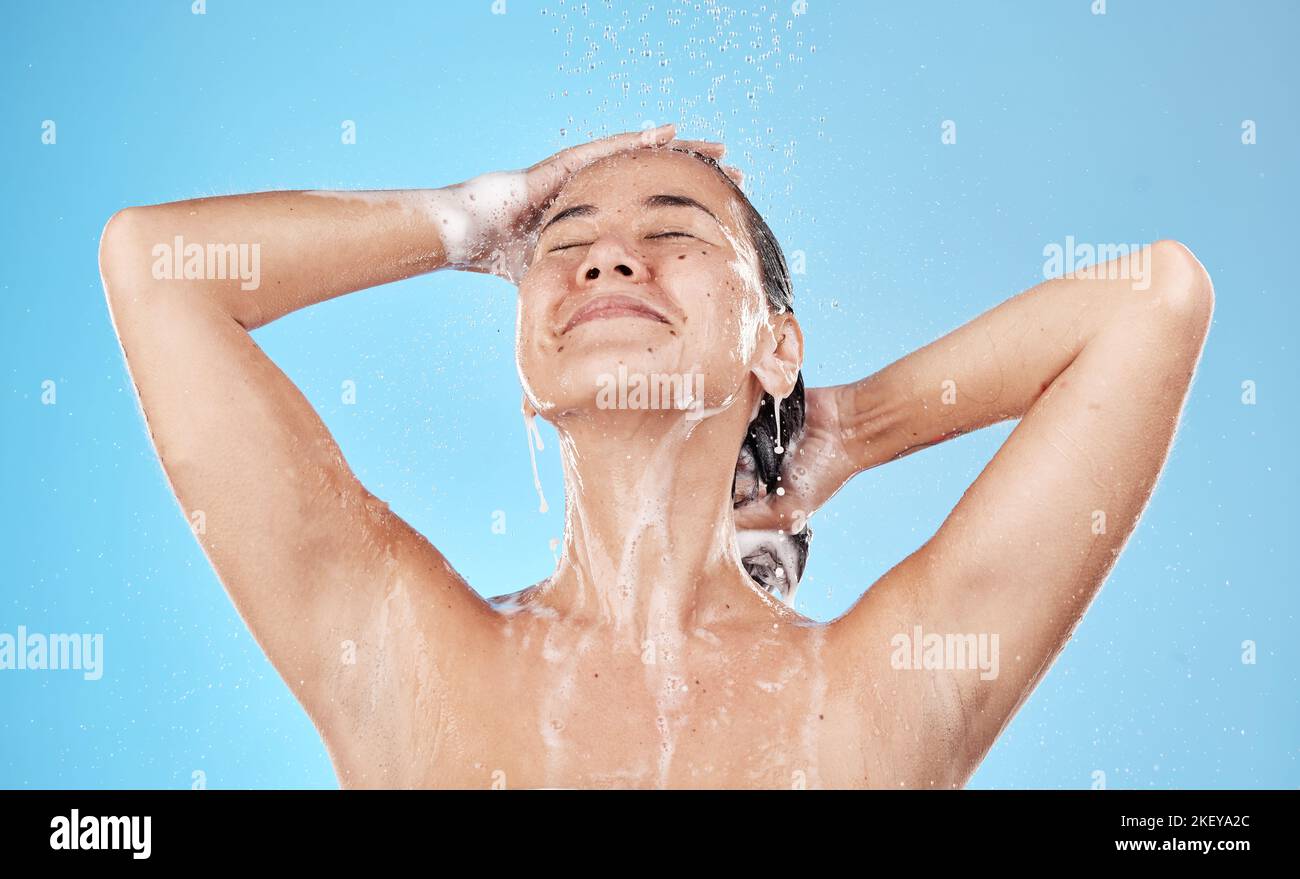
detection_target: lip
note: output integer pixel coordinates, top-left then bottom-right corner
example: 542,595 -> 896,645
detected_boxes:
560,293 -> 671,335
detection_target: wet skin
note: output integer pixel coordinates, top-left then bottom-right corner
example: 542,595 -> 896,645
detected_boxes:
320,149 -> 899,789
99,128 -> 1213,789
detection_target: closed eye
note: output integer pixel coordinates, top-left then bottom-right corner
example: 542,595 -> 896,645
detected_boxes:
548,231 -> 696,253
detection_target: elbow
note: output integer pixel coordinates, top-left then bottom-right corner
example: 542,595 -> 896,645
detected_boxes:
99,205 -> 172,319
98,206 -> 149,297
1148,239 -> 1214,333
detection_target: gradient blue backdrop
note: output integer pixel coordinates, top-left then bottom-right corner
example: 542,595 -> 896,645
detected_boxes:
1,0 -> 1295,789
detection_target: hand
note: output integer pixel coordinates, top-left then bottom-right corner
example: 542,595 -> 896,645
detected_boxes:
441,123 -> 742,283
733,385 -> 861,534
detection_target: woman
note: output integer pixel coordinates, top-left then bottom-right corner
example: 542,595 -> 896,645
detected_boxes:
99,123 -> 1213,789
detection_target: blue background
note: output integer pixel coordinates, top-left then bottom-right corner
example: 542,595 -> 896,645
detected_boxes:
1,0 -> 1294,789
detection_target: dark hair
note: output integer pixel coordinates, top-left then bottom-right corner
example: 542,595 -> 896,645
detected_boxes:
671,147 -> 812,598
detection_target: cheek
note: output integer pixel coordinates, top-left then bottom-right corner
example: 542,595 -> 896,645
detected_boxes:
668,253 -> 763,361
514,282 -> 538,351
513,279 -> 556,398
661,255 -> 765,406
515,261 -> 567,343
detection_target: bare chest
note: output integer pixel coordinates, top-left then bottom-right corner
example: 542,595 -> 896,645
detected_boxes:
407,617 -> 868,789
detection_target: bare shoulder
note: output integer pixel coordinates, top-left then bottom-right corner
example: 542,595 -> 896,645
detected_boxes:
304,517 -> 501,785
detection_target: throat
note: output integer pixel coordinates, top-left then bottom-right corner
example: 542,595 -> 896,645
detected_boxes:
529,408 -> 764,638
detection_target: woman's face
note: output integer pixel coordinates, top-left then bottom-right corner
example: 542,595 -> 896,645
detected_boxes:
515,148 -> 773,421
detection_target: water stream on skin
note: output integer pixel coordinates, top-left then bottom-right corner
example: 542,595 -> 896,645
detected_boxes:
517,361 -> 825,784
772,393 -> 787,499
773,393 -> 784,456
524,410 -> 550,514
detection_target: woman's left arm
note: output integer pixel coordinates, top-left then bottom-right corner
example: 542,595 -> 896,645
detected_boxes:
780,240 -> 1213,786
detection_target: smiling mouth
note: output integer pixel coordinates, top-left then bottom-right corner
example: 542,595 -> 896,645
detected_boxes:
561,295 -> 671,334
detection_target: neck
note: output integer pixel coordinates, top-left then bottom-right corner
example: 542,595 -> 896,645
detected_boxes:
532,403 -> 771,645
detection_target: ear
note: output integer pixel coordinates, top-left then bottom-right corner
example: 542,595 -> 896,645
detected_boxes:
750,313 -> 803,402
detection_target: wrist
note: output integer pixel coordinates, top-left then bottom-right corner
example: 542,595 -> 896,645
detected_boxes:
426,171 -> 529,278
836,378 -> 903,473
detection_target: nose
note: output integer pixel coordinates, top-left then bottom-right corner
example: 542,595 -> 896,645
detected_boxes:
574,235 -> 650,287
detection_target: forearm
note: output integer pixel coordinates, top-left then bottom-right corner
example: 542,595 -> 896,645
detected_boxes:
99,184 -> 499,329
835,240 -> 1205,471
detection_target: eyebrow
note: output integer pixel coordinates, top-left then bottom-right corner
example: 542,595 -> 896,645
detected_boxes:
538,193 -> 722,236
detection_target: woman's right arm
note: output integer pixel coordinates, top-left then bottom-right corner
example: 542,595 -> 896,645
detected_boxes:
98,188 -> 501,769
103,187 -> 493,330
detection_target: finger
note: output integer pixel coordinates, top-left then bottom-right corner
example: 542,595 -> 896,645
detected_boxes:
637,122 -> 678,146
532,124 -> 676,195
558,125 -> 675,170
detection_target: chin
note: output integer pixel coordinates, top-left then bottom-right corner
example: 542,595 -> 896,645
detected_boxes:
524,340 -> 716,421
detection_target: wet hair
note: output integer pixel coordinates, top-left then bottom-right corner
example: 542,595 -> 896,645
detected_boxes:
670,147 -> 813,600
